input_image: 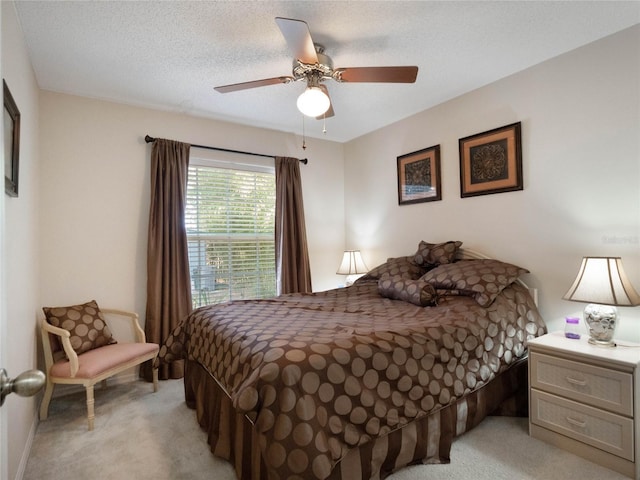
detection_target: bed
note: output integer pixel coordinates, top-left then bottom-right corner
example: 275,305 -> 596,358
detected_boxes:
157,242 -> 547,480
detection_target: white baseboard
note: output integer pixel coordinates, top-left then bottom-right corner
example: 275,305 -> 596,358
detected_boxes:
14,410 -> 38,480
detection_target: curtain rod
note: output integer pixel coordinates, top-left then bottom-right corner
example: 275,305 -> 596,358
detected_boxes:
144,135 -> 308,165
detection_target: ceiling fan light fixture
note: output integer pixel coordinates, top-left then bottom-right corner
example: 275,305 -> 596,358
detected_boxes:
297,86 -> 330,117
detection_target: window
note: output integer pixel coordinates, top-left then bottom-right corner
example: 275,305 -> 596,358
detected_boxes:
186,160 -> 276,307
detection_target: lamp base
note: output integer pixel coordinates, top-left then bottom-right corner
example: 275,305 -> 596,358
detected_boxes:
344,274 -> 365,287
584,303 -> 618,347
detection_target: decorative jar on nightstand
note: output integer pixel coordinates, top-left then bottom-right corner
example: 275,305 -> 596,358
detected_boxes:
564,317 -> 581,339
528,331 -> 640,479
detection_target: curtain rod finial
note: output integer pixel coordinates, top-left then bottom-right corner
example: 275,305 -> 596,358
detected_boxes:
144,135 -> 155,143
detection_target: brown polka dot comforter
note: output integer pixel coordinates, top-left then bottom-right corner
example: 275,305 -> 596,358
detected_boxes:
158,278 -> 546,480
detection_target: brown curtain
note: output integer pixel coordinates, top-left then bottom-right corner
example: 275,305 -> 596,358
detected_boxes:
275,157 -> 312,294
141,138 -> 193,381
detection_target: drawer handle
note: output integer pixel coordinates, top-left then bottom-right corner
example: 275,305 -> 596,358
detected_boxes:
565,376 -> 587,387
566,416 -> 587,428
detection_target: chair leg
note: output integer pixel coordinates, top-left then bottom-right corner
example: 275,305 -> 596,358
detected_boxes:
39,380 -> 55,420
152,367 -> 158,393
85,385 -> 95,431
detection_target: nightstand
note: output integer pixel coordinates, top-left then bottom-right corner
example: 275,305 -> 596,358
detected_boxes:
528,331 -> 640,479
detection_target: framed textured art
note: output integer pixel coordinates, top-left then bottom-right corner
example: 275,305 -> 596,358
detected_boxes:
397,145 -> 441,205
459,122 -> 522,198
4,80 -> 20,197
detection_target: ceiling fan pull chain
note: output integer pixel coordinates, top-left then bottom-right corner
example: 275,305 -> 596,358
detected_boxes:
323,114 -> 327,134
302,114 -> 307,150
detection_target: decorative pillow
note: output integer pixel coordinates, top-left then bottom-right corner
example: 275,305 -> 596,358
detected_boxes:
413,240 -> 462,268
43,300 -> 116,356
420,259 -> 529,307
378,274 -> 438,307
356,256 -> 423,282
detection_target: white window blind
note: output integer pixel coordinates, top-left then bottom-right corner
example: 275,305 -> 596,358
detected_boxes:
186,162 -> 276,307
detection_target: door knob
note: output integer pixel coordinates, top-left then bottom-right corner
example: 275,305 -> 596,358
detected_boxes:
0,368 -> 46,406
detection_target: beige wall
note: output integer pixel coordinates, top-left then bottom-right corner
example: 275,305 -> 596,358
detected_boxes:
345,25 -> 640,341
38,92 -> 346,313
2,2 -> 41,479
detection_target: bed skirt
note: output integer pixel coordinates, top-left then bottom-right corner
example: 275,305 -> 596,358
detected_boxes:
184,358 -> 528,480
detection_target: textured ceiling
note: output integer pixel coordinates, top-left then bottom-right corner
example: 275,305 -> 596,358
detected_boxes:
14,1 -> 640,143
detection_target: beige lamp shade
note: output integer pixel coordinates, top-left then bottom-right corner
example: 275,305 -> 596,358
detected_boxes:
336,250 -> 369,275
563,257 -> 640,306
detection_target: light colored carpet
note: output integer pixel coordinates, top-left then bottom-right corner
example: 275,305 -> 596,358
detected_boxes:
24,379 -> 626,480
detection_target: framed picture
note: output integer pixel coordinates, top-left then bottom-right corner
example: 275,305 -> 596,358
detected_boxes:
458,122 -> 522,198
397,145 -> 441,205
4,80 -> 20,197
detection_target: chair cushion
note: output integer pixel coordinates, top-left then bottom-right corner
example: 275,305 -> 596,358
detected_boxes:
43,300 -> 116,356
50,342 -> 159,379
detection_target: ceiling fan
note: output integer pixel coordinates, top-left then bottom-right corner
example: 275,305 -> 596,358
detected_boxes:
214,17 -> 419,118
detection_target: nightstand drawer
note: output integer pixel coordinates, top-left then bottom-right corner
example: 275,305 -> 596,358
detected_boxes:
531,390 -> 634,461
530,352 -> 633,416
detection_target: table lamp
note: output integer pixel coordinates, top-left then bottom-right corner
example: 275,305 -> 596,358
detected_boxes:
337,250 -> 369,286
563,256 -> 640,347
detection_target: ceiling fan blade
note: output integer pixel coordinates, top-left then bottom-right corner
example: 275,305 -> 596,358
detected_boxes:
275,17 -> 318,64
214,76 -> 294,93
337,66 -> 419,83
315,84 -> 335,119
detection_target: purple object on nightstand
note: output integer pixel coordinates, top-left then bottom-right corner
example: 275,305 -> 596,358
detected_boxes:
564,317 -> 581,339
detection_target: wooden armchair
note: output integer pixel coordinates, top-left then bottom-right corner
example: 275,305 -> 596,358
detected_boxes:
40,307 -> 159,430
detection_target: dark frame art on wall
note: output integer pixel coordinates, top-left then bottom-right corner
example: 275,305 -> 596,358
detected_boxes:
458,122 -> 522,198
4,80 -> 20,197
397,145 -> 441,205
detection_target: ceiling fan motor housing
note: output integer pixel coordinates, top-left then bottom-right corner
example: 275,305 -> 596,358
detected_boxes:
292,44 -> 334,82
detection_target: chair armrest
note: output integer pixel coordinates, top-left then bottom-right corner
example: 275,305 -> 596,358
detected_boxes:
41,320 -> 80,377
101,309 -> 146,343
